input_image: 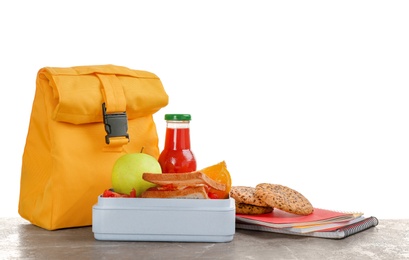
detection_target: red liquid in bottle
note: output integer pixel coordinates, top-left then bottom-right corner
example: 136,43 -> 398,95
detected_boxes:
158,127 -> 196,173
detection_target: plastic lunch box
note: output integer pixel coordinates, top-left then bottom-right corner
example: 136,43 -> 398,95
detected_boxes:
92,196 -> 236,242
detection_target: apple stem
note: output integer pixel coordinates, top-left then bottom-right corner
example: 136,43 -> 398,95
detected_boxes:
140,147 -> 144,153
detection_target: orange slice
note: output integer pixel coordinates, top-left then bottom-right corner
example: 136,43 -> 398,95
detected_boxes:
199,161 -> 232,199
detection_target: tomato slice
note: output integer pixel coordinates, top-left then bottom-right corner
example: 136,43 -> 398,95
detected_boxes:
204,186 -> 224,199
129,188 -> 137,198
207,192 -> 220,199
102,189 -> 135,198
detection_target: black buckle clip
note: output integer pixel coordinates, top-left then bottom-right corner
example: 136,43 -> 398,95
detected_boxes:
102,103 -> 129,144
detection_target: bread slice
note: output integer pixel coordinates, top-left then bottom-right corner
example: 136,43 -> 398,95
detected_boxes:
140,186 -> 209,199
142,171 -> 226,191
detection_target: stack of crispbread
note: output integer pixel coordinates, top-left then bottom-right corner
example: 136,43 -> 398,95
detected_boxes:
230,183 -> 314,215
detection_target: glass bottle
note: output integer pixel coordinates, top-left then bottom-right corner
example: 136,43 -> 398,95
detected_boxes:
158,114 -> 197,173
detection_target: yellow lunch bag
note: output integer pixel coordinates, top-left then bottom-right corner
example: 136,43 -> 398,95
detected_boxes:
19,64 -> 169,230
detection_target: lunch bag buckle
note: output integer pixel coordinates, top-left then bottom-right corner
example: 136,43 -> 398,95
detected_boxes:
102,103 -> 129,144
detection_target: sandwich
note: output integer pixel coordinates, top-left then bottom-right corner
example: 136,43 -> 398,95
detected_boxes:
140,171 -> 226,199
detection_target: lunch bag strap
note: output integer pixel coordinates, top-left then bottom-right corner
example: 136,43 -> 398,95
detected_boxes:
97,73 -> 129,151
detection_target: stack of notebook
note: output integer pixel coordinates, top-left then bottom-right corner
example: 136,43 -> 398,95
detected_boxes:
235,207 -> 378,239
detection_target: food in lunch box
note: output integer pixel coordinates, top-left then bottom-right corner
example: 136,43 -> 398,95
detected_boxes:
140,171 -> 227,199
102,160 -> 232,199
102,188 -> 137,198
198,161 -> 231,199
111,152 -> 162,197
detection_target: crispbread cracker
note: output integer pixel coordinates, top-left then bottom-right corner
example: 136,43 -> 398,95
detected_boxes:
230,186 -> 269,207
235,202 -> 273,215
255,183 -> 313,215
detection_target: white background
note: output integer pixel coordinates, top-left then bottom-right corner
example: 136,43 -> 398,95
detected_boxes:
1,1 -> 408,219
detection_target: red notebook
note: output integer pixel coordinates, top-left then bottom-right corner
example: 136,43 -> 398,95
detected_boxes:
236,216 -> 379,239
235,208 -> 363,228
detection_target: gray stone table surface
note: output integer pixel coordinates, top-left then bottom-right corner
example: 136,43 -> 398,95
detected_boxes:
1,218 -> 408,260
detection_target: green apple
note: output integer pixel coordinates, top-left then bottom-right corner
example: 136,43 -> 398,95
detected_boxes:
111,153 -> 162,196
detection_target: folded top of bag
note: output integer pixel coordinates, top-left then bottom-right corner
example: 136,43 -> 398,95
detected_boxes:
37,64 -> 169,124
